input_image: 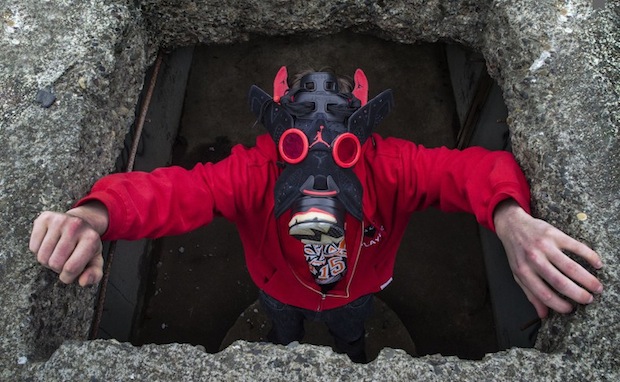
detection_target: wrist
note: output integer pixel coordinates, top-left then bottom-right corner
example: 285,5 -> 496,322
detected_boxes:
67,201 -> 109,236
493,199 -> 527,235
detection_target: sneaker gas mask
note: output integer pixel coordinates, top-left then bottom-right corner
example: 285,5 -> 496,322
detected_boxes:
249,67 -> 393,245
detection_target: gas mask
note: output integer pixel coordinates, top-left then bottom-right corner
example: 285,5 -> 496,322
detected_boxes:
249,67 -> 393,245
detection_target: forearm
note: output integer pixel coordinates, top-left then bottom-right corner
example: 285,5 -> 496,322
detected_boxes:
407,144 -> 531,230
74,166 -> 219,240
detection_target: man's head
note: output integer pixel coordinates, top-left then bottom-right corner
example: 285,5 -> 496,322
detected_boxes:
249,67 -> 394,245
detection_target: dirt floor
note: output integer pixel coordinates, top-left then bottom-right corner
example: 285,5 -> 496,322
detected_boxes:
131,32 -> 498,360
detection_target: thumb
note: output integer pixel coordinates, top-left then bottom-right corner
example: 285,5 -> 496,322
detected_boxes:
78,254 -> 104,287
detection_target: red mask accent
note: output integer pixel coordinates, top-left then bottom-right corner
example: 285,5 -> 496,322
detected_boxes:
273,66 -> 289,103
279,126 -> 361,169
309,125 -> 331,149
352,69 -> 368,106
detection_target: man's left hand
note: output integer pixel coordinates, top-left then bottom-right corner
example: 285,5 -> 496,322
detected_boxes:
493,199 -> 604,318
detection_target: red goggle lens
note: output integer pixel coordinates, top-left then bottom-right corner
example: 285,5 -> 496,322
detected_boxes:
332,133 -> 361,168
279,129 -> 308,164
279,129 -> 361,168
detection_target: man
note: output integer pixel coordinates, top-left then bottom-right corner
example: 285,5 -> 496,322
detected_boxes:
30,67 -> 603,363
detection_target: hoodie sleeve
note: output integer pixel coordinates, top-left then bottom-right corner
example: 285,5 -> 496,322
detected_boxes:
390,138 -> 531,232
75,139 -> 274,241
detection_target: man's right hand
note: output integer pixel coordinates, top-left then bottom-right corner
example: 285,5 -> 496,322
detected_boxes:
29,201 -> 109,287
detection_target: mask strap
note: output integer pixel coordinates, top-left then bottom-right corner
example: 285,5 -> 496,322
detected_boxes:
352,69 -> 368,106
273,66 -> 289,103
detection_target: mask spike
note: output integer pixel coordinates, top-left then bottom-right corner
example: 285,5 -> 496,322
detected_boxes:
352,69 -> 368,106
273,66 -> 289,103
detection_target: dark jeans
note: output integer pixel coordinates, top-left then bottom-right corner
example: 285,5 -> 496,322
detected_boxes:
259,290 -> 374,363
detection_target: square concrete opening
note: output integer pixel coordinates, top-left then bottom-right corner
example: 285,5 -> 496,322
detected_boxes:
92,32 -> 539,361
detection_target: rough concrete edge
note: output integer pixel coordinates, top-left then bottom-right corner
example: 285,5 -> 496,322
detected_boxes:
1,0 -> 618,380
0,0 -> 156,378
479,1 -> 619,377
482,0 -> 619,349
22,340 -> 617,381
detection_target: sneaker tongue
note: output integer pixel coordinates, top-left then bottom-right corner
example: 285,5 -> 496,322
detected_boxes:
288,210 -> 344,245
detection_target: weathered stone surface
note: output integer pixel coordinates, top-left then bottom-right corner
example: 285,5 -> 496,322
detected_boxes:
0,0 -> 153,378
139,0 -> 488,48
483,3 -> 620,365
16,340 -> 612,381
1,0 -> 618,380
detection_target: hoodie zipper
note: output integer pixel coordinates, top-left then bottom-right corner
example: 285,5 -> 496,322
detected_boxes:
317,293 -> 326,312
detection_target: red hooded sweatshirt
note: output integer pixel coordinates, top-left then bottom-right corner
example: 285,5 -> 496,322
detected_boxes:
77,133 -> 530,311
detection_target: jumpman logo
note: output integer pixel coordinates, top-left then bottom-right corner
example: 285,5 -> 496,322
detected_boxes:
310,125 -> 331,148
